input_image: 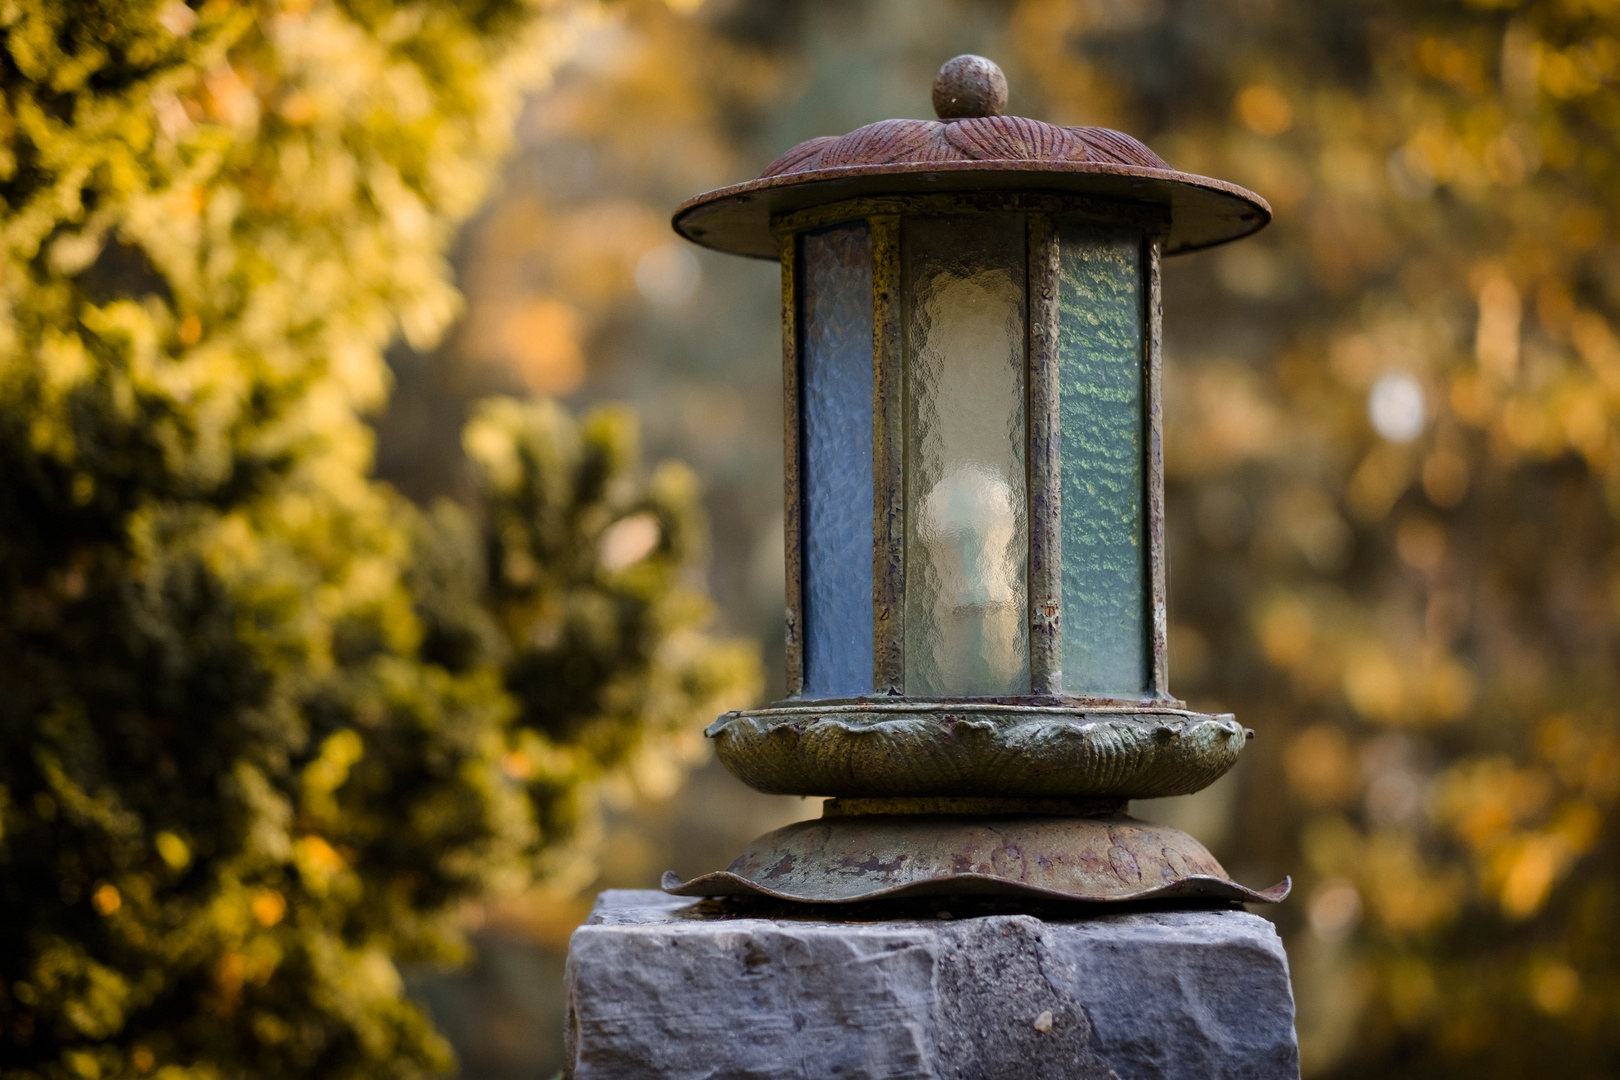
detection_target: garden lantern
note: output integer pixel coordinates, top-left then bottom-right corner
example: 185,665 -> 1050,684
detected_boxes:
663,56 -> 1288,904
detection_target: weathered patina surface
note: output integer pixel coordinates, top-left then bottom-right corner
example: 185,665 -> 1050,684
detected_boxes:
661,811 -> 1288,903
707,703 -> 1248,798
931,53 -> 1009,119
672,123 -> 1267,259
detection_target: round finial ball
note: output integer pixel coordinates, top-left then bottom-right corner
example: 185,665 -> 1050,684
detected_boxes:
932,55 -> 1009,119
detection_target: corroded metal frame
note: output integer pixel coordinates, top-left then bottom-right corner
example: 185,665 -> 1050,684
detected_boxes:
1145,232 -> 1172,699
871,215 -> 905,696
781,231 -> 804,697
775,191 -> 1174,706
773,191 -> 1169,238
1026,212 -> 1063,698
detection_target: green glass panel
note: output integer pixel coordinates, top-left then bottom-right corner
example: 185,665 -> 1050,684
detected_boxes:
902,214 -> 1029,696
1058,224 -> 1148,696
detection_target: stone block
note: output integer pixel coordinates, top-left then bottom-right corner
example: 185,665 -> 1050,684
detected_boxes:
564,890 -> 1298,1080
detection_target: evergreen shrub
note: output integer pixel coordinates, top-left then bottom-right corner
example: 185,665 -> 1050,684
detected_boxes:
0,3 -> 759,1076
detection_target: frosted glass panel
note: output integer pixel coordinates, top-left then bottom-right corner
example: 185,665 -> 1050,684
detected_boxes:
903,215 -> 1029,696
800,222 -> 874,697
1057,223 -> 1148,695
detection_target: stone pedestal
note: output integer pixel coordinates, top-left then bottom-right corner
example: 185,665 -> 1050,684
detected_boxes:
564,890 -> 1299,1080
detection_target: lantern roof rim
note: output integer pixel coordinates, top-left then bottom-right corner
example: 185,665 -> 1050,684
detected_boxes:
673,154 -> 1271,260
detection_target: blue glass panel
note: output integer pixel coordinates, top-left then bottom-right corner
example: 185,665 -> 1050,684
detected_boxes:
800,222 -> 874,697
902,214 -> 1029,696
1058,223 -> 1148,696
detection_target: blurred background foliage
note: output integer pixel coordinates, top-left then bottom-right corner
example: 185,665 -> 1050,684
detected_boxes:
4,0 -> 1620,1078
0,1 -> 756,1077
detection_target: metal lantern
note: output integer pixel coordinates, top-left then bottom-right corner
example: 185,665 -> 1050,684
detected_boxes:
663,56 -> 1288,905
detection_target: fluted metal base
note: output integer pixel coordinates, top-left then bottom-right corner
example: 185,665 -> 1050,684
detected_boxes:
662,800 -> 1288,904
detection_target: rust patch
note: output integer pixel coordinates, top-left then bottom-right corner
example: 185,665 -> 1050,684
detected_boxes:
1107,844 -> 1142,884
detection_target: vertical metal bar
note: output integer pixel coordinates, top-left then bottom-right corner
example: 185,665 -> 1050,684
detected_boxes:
780,231 -> 804,698
1026,213 -> 1063,698
1144,232 -> 1171,700
871,215 -> 905,695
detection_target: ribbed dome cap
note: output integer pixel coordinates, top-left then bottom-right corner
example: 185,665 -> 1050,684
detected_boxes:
673,55 -> 1269,259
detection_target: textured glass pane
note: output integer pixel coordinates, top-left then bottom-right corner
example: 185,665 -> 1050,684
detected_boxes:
903,215 -> 1029,696
800,222 -> 874,697
1058,224 -> 1147,696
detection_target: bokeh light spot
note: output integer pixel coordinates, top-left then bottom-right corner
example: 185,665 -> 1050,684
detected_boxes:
599,513 -> 661,571
1532,963 -> 1581,1015
92,883 -> 122,915
1368,372 -> 1426,442
251,889 -> 287,928
1308,878 -> 1362,940
635,243 -> 701,307
155,831 -> 191,871
1236,85 -> 1293,136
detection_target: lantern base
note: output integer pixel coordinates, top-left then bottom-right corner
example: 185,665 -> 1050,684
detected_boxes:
706,701 -> 1249,799
661,800 -> 1288,905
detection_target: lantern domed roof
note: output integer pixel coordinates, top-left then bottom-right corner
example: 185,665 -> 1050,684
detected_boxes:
673,55 -> 1270,260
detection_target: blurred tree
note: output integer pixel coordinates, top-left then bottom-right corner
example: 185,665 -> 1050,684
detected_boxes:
0,2 -> 758,1078
1010,0 -> 1620,1074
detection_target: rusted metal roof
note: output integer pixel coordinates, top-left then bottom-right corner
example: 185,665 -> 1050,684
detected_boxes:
758,116 -> 1173,177
672,56 -> 1271,259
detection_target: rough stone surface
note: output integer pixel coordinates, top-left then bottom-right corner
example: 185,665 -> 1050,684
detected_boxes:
564,890 -> 1299,1080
